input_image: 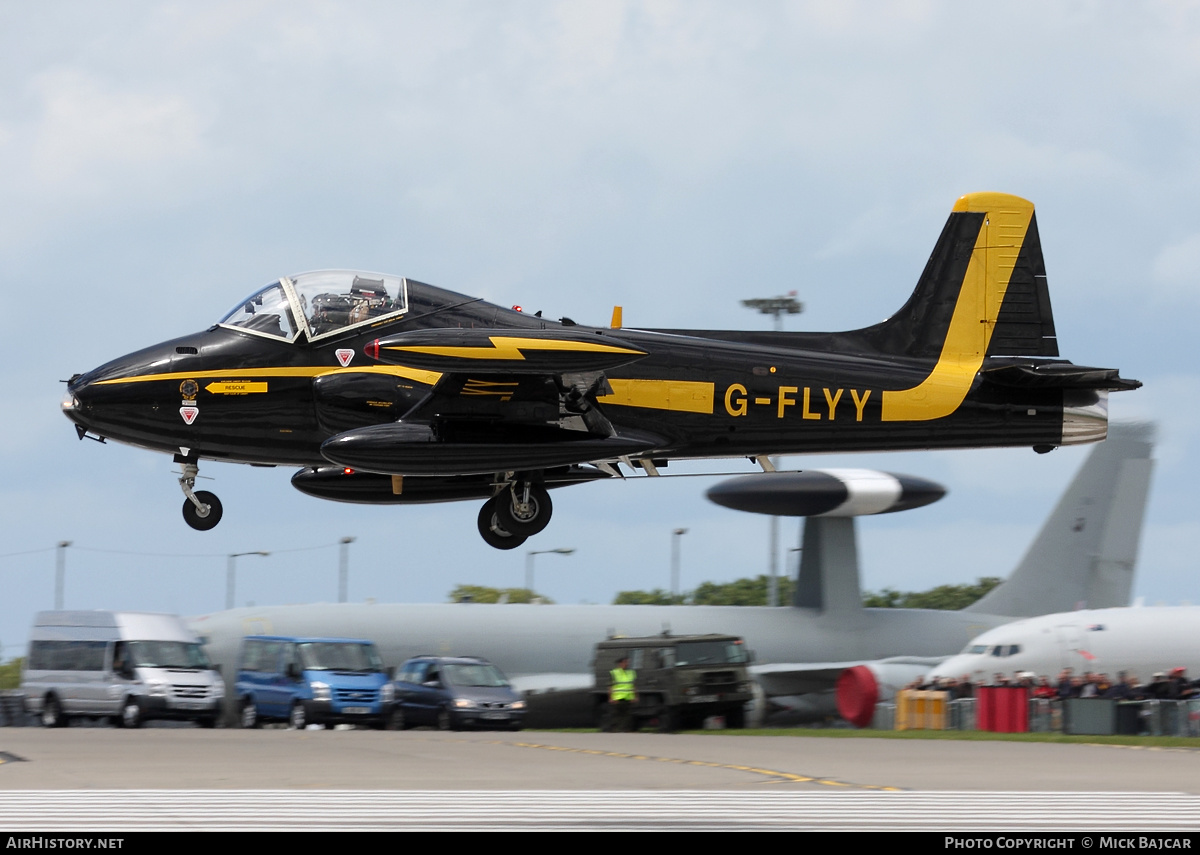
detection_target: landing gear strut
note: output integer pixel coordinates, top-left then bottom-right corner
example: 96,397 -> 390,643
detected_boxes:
179,462 -> 223,531
495,483 -> 553,537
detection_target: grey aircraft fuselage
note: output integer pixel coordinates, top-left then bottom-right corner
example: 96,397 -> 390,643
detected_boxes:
191,601 -> 1007,723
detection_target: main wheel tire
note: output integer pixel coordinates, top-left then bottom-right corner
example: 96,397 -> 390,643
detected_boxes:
120,697 -> 144,729
289,702 -> 307,730
495,484 -> 553,537
477,497 -> 528,550
387,707 -> 408,731
437,709 -> 458,731
726,706 -> 746,729
240,699 -> 260,729
182,491 -> 223,531
42,696 -> 67,728
658,707 -> 678,734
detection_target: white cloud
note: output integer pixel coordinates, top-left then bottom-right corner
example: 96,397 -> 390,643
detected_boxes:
1152,233 -> 1200,297
29,69 -> 208,191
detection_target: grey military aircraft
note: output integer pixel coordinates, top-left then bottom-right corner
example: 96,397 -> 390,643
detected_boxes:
191,424 -> 1154,726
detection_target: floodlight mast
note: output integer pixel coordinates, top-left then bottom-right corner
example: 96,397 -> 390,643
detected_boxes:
741,293 -> 804,606
740,292 -> 803,332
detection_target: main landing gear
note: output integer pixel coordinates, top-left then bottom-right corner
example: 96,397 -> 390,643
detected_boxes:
476,482 -> 553,550
179,461 -> 223,531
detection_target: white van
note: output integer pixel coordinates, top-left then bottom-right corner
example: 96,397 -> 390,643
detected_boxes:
22,611 -> 225,728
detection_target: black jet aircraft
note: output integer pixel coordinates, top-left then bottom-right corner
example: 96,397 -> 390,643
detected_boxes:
63,192 -> 1139,549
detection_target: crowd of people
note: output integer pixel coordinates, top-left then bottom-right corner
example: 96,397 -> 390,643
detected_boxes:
908,667 -> 1200,702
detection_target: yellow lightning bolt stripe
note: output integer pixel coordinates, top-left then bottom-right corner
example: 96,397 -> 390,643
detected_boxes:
92,364 -> 444,387
381,335 -> 646,361
880,192 -> 1033,422
597,379 -> 715,414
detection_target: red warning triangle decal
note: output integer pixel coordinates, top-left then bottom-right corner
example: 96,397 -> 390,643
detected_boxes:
336,349 -> 354,367
180,406 -> 199,425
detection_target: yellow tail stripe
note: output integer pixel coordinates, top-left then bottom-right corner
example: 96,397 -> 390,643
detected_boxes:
881,193 -> 1033,422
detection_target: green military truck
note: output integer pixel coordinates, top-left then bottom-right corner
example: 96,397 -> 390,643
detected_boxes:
593,633 -> 754,731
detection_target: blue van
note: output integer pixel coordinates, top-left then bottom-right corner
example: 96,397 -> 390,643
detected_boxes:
235,636 -> 394,729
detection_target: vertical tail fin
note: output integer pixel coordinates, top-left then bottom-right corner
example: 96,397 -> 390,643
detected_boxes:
863,192 -> 1059,360
963,423 -> 1155,617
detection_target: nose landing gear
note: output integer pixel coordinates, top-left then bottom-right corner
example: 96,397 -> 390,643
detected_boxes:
179,462 -> 223,531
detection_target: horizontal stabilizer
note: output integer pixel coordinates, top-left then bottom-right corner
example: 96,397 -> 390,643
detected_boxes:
983,362 -> 1142,392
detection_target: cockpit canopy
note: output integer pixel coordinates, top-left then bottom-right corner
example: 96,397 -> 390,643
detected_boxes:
217,271 -> 408,343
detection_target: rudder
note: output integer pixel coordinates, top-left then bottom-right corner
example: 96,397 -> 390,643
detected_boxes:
863,192 -> 1059,360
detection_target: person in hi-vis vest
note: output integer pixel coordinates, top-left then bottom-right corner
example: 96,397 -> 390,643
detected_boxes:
608,656 -> 637,732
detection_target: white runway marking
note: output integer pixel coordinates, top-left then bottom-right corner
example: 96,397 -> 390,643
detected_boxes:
0,791 -> 1197,831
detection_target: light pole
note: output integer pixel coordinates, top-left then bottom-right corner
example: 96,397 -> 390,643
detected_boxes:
671,528 -> 688,599
525,548 -> 574,596
55,541 -> 72,610
338,536 -> 356,603
226,551 -> 269,611
769,512 -> 778,607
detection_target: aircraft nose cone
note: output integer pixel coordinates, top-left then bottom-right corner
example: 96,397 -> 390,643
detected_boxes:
62,373 -> 99,435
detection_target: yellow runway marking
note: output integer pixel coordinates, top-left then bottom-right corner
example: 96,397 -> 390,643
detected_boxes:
491,739 -> 902,790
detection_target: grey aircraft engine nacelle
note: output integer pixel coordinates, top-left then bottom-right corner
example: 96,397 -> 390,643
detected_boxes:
705,469 -> 946,517
835,659 -> 944,728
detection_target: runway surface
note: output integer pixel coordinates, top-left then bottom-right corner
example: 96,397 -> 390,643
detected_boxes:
2,728 -> 1198,830
2,791 -> 1199,831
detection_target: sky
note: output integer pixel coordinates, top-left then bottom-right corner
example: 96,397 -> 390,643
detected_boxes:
1,1 -> 1197,659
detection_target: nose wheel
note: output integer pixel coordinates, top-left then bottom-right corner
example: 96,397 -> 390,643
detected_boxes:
179,462 -> 223,531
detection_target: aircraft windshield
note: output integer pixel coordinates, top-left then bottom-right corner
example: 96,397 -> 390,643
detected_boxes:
297,642 -> 383,672
442,663 -> 511,688
217,271 -> 408,342
218,281 -> 299,341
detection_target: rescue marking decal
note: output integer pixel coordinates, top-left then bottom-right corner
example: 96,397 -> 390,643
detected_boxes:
205,381 -> 269,395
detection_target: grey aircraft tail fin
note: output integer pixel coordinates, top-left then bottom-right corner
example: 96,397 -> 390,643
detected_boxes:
963,422 -> 1155,617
